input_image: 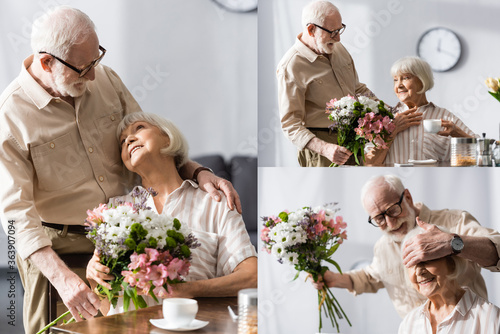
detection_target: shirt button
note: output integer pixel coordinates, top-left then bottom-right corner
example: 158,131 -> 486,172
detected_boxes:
110,115 -> 116,121
98,176 -> 104,182
302,122 -> 306,125
88,147 -> 94,153
49,142 -> 55,149
318,80 -> 323,84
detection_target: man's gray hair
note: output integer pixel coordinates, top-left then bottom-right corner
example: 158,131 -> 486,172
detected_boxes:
360,175 -> 405,211
117,112 -> 189,169
301,1 -> 339,28
31,6 -> 96,59
391,56 -> 435,94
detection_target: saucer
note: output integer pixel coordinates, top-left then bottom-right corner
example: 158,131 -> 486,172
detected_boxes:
150,318 -> 209,331
408,159 -> 437,165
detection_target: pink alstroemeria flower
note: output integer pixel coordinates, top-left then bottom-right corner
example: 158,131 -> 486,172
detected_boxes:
167,258 -> 191,280
85,203 -> 108,225
260,226 -> 271,243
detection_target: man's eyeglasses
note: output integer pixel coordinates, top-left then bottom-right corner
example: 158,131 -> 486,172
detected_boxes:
39,45 -> 106,78
368,191 -> 405,227
309,23 -> 346,39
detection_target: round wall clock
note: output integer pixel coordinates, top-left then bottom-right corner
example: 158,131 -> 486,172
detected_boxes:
417,27 -> 462,72
212,0 -> 257,12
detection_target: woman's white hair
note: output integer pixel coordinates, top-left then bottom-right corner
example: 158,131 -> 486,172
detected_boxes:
117,112 -> 189,169
403,226 -> 467,283
301,1 -> 339,28
391,56 -> 434,94
360,175 -> 405,211
31,6 -> 96,59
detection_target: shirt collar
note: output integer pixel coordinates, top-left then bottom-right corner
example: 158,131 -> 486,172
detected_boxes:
294,33 -> 321,63
454,287 -> 475,316
395,101 -> 436,112
138,180 -> 199,214
18,55 -> 55,109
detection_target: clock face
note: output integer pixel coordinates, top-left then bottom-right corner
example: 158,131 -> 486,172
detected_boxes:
417,27 -> 462,72
212,0 -> 257,12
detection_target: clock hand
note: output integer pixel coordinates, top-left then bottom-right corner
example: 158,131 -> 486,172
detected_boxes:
441,49 -> 458,58
437,38 -> 441,52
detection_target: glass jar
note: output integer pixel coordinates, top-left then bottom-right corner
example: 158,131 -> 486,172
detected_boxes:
450,138 -> 477,166
494,141 -> 500,167
237,288 -> 258,334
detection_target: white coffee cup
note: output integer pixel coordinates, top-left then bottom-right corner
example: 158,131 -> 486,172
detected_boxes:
423,119 -> 441,133
163,298 -> 198,328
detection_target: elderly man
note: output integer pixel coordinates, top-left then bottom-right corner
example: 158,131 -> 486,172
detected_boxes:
314,175 -> 500,318
0,6 -> 240,333
277,0 -> 376,167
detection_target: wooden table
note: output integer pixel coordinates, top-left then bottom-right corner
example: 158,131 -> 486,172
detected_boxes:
51,297 -> 238,334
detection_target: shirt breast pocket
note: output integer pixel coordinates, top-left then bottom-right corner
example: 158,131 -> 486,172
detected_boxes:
188,230 -> 219,280
93,110 -> 123,165
31,132 -> 87,191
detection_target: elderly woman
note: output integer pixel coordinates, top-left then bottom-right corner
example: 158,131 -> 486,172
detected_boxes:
86,112 -> 257,315
399,225 -> 500,333
366,56 -> 475,165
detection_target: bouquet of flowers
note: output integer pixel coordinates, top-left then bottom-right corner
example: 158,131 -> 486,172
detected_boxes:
261,204 -> 350,333
85,187 -> 200,311
36,187 -> 200,334
326,95 -> 395,165
485,77 -> 500,102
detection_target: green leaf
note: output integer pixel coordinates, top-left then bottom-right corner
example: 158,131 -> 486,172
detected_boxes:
123,292 -> 130,312
325,258 -> 343,275
488,91 -> 500,103
137,295 -> 148,309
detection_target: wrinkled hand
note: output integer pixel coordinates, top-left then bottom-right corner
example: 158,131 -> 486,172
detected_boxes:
402,217 -> 453,267
57,271 -> 101,321
324,143 -> 352,165
197,170 -> 242,213
86,250 -> 113,290
437,119 -> 457,137
393,108 -> 422,135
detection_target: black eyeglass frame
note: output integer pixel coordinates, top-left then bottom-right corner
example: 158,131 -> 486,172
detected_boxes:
368,191 -> 406,227
309,23 -> 346,39
39,45 -> 106,78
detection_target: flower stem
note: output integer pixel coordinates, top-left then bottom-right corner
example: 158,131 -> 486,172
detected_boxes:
35,310 -> 73,334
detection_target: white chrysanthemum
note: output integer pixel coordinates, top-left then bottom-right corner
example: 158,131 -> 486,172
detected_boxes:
271,243 -> 285,259
358,96 -> 379,112
283,251 -> 299,265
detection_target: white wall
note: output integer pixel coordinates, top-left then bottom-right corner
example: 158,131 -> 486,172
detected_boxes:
0,0 -> 257,160
258,168 -> 500,334
259,0 -> 500,166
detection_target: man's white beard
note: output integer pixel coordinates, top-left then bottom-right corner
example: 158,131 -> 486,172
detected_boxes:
386,202 -> 417,242
315,35 -> 334,55
53,65 -> 88,98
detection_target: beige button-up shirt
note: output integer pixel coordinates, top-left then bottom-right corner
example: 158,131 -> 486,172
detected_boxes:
347,203 -> 500,318
0,56 -> 142,260
277,34 -> 375,150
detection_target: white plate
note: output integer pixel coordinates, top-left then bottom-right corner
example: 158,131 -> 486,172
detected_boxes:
408,159 -> 437,164
150,318 -> 209,331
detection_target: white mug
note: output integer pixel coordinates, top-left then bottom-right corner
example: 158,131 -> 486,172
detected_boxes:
423,119 -> 441,133
163,298 -> 198,328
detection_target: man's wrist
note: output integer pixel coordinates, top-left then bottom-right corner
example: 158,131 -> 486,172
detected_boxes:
192,166 -> 214,184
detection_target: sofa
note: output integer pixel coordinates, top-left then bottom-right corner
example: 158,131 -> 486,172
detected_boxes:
192,155 -> 258,249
